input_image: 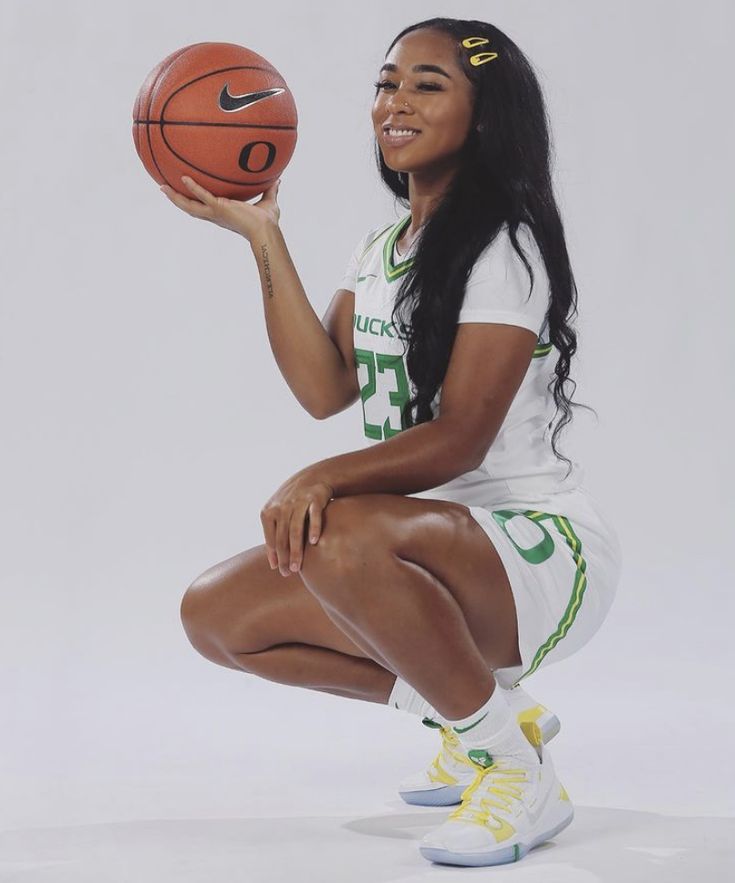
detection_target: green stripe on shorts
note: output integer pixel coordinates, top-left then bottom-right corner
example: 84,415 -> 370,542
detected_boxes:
491,509 -> 588,683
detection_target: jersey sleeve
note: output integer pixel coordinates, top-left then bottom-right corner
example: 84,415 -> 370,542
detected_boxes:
457,223 -> 550,337
337,231 -> 371,292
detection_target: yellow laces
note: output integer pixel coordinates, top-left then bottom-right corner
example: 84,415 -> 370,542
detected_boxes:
447,757 -> 529,829
441,726 -> 475,763
427,726 -> 476,784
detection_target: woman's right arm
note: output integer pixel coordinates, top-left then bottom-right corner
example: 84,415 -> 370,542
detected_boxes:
160,175 -> 358,420
249,222 -> 359,419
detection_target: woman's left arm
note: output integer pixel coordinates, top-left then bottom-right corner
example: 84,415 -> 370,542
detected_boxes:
261,416 -> 472,576
301,414 -> 476,498
263,322 -> 539,576
304,321 -> 540,501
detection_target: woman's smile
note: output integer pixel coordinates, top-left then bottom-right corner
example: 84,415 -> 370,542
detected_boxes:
382,128 -> 422,146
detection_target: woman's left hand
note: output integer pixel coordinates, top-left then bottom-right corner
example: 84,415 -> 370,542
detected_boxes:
260,471 -> 334,576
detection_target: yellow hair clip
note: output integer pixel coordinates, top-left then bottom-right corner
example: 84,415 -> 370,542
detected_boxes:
461,36 -> 498,66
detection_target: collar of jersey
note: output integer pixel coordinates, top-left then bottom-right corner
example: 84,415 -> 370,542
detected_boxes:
382,215 -> 415,283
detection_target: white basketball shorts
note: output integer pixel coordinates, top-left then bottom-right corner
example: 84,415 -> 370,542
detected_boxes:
462,486 -> 623,683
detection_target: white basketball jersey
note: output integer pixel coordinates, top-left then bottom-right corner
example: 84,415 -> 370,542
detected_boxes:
339,214 -> 585,505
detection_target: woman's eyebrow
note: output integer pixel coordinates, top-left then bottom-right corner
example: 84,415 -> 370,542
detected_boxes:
379,63 -> 452,80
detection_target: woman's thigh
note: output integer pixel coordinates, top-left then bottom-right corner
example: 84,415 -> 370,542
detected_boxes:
299,494 -> 521,669
180,543 -> 375,663
181,493 -> 521,671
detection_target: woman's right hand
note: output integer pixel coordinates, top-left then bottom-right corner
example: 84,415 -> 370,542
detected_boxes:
160,175 -> 281,243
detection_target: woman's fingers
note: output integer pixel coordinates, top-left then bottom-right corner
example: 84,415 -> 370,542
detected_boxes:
264,178 -> 280,199
181,175 -> 217,205
307,501 -> 323,547
262,505 -> 316,575
160,177 -> 216,220
260,512 -> 278,571
274,509 -> 292,577
288,504 -> 313,573
160,186 -> 211,219
259,479 -> 331,578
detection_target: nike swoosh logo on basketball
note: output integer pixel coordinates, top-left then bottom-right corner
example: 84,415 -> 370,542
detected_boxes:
218,85 -> 285,113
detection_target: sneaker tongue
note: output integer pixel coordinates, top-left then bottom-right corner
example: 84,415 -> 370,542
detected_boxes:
467,748 -> 494,769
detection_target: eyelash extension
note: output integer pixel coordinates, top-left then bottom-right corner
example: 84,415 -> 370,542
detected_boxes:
373,80 -> 442,91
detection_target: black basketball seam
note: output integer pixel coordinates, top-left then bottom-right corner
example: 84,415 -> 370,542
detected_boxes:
133,90 -> 140,155
133,120 -> 296,130
144,45 -> 195,189
158,123 -> 293,187
146,45 -> 196,186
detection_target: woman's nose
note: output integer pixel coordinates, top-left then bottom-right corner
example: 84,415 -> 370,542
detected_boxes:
386,88 -> 411,112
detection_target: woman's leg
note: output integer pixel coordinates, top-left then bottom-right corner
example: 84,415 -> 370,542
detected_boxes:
231,642 -> 397,704
294,494 -> 523,721
181,492 -> 521,721
180,544 -> 400,704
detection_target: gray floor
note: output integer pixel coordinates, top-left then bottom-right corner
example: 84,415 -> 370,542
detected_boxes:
1,807 -> 733,882
3,607 -> 734,882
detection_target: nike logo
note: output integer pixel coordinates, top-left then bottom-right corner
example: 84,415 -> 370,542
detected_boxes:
218,85 -> 285,113
523,771 -> 554,828
453,711 -> 489,734
356,274 -> 377,282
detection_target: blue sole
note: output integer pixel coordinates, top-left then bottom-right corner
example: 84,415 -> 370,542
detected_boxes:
398,784 -> 467,806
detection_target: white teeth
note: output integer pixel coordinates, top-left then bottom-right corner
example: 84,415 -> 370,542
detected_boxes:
387,128 -> 419,137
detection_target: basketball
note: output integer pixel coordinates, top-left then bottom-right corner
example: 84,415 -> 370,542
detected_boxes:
132,42 -> 298,201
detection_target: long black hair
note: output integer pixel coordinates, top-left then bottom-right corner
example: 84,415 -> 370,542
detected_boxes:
376,17 -> 596,477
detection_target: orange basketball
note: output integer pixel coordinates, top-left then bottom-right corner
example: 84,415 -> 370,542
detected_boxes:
132,42 -> 298,201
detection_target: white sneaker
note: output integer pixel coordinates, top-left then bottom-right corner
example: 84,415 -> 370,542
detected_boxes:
419,742 -> 574,867
398,720 -> 479,806
398,685 -> 560,807
507,684 -> 561,748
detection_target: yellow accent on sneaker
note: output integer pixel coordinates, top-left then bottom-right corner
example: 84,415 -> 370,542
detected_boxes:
419,743 -> 573,866
448,759 -> 527,843
427,726 -> 477,785
517,704 -> 555,747
504,685 -> 561,747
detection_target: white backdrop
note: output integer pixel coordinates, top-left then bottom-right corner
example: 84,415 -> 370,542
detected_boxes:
1,0 -> 733,878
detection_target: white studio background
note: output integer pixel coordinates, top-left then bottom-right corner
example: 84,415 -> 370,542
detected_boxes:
1,0 -> 733,866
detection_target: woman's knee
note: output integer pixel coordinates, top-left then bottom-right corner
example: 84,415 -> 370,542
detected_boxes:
179,553 -> 253,656
179,574 -> 228,663
299,497 -> 373,600
181,565 -> 218,633
179,548 -> 290,658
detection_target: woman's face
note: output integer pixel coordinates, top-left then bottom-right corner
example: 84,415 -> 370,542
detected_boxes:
372,29 -> 475,179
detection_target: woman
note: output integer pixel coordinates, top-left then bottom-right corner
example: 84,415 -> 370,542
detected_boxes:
162,17 -> 622,868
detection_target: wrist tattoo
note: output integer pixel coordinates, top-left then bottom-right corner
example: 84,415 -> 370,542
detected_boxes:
260,243 -> 274,299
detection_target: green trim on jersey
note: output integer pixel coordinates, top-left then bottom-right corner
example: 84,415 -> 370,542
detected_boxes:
355,216 -> 552,352
491,509 -> 588,683
383,215 -> 415,283
358,223 -> 394,266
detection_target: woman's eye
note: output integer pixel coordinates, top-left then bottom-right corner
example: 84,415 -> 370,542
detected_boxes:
373,80 -> 442,92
